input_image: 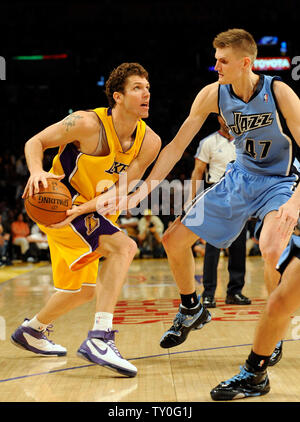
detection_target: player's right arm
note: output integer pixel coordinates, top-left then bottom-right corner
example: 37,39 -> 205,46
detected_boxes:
23,111 -> 97,198
113,82 -> 219,213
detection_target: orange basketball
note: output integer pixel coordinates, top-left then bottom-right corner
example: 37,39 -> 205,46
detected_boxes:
24,178 -> 72,226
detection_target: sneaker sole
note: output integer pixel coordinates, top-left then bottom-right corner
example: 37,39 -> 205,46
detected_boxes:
77,349 -> 137,378
10,335 -> 67,357
211,386 -> 270,401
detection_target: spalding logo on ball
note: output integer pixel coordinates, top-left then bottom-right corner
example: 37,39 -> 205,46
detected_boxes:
24,178 -> 72,226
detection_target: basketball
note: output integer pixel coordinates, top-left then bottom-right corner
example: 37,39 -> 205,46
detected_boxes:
24,178 -> 72,226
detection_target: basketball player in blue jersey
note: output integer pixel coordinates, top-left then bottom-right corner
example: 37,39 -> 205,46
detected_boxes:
96,29 -> 300,395
10,63 -> 161,378
209,233 -> 300,400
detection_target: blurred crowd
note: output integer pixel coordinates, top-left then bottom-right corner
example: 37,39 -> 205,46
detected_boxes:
0,148 -> 187,266
1,149 -> 299,268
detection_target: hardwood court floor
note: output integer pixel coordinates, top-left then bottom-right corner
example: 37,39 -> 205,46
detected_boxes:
0,255 -> 299,403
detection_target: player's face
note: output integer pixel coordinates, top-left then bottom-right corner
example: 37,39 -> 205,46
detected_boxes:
122,75 -> 150,118
214,47 -> 245,84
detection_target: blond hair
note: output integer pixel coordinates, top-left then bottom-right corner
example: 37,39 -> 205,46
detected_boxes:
213,28 -> 257,64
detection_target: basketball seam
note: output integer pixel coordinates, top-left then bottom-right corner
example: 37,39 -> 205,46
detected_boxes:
29,192 -> 71,198
25,200 -> 68,213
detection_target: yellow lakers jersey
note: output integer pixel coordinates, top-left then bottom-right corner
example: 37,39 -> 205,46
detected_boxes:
50,107 -> 146,217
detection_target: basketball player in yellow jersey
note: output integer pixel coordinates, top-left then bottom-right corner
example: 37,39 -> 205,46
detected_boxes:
11,63 -> 161,377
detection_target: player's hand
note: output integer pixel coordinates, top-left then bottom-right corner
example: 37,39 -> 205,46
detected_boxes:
22,172 -> 65,199
48,205 -> 81,229
96,194 -> 128,216
275,200 -> 299,240
96,192 -> 141,216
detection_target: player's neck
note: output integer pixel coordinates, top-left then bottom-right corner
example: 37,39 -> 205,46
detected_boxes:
111,107 -> 139,143
231,72 -> 260,103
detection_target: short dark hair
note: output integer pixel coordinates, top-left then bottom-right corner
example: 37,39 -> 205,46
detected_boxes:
105,62 -> 149,108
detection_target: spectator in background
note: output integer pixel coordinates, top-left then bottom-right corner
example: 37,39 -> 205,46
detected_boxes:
192,238 -> 206,257
189,115 -> 250,308
15,154 -> 28,178
11,212 -> 31,261
27,224 -> 50,261
138,209 -> 165,258
0,214 -> 12,266
118,211 -> 140,258
246,218 -> 261,257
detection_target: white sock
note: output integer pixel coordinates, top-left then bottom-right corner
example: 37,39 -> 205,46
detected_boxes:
92,312 -> 113,331
26,315 -> 50,332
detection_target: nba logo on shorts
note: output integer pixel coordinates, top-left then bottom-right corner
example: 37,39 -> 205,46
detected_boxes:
264,93 -> 268,103
0,316 -> 6,340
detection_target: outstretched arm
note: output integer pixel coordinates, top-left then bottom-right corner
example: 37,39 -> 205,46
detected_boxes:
98,82 -> 219,215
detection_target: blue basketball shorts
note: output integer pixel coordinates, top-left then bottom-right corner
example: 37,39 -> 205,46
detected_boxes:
182,161 -> 299,249
276,234 -> 300,275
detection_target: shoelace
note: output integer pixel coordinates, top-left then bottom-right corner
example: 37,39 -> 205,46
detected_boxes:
224,366 -> 254,384
107,340 -> 123,358
41,324 -> 55,344
173,312 -> 186,329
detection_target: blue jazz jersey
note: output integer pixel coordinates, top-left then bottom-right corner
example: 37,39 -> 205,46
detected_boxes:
182,74 -> 299,248
219,74 -> 296,176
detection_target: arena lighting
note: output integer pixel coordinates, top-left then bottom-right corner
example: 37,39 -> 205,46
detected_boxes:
252,57 -> 291,71
208,57 -> 291,72
12,54 -> 68,60
97,76 -> 105,86
258,36 -> 278,45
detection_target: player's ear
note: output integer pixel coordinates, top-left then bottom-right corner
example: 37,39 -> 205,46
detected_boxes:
113,91 -> 123,105
242,56 -> 252,70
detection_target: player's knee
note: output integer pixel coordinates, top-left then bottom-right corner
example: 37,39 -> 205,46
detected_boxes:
265,293 -> 282,318
117,237 -> 137,260
103,235 -> 137,260
260,243 -> 280,267
81,286 -> 96,302
265,290 -> 288,319
127,237 -> 138,259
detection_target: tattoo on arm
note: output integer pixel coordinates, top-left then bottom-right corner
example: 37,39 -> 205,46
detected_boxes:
61,114 -> 83,132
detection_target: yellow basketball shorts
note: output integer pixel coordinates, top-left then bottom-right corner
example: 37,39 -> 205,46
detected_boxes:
39,212 -> 120,292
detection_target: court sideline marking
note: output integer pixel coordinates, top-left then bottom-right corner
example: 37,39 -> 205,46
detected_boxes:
0,338 -> 298,384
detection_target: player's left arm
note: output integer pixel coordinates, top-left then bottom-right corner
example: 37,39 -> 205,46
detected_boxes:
273,81 -> 300,232
50,127 -> 161,227
274,81 -> 300,149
